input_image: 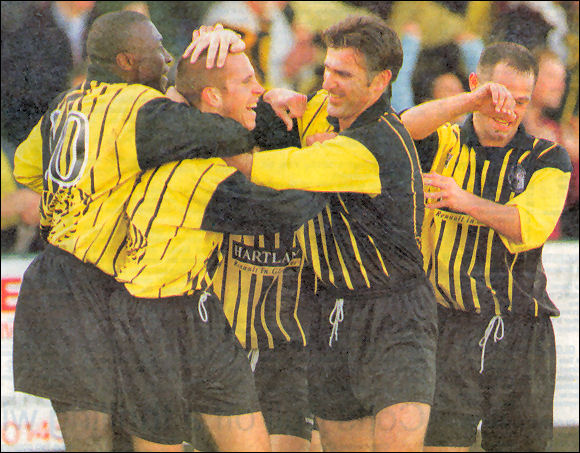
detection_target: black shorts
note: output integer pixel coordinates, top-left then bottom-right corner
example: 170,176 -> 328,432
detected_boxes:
13,244 -> 121,414
308,279 -> 438,421
110,287 -> 261,445
252,342 -> 313,440
189,341 -> 313,448
424,306 -> 557,451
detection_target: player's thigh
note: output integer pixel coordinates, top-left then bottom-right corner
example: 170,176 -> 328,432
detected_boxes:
374,402 -> 431,451
52,402 -> 113,452
200,412 -> 270,452
270,434 -> 310,452
316,416 -> 374,452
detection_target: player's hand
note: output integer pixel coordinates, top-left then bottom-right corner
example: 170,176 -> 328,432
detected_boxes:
263,88 -> 307,131
471,82 -> 516,122
305,132 -> 337,146
165,86 -> 188,104
16,189 -> 41,225
423,172 -> 474,212
183,23 -> 245,69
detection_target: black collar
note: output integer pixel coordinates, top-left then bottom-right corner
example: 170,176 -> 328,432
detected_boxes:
461,114 -> 533,151
327,92 -> 392,131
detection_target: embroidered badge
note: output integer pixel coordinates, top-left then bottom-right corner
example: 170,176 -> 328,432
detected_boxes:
444,152 -> 454,168
508,163 -> 526,194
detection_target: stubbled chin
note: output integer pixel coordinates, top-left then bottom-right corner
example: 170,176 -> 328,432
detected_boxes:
159,76 -> 169,93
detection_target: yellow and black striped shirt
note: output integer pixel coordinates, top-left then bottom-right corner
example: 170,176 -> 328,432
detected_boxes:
251,90 -> 426,295
13,65 -> 255,276
115,158 -> 324,299
212,231 -> 308,349
416,117 -> 572,317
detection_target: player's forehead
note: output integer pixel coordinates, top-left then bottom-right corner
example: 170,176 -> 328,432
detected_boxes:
224,53 -> 255,80
488,62 -> 535,100
324,47 -> 368,75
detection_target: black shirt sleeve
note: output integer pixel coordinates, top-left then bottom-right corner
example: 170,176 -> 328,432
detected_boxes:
253,98 -> 301,149
201,172 -> 326,235
414,131 -> 440,173
135,98 -> 256,170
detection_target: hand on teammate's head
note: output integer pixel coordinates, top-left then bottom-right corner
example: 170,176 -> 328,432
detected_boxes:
183,23 -> 245,69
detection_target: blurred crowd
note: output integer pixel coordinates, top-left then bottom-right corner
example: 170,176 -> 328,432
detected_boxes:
2,1 -> 579,254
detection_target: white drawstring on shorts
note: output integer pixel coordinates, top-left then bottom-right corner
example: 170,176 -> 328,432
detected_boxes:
478,315 -> 504,373
328,298 -> 344,347
198,291 -> 210,323
247,348 -> 260,372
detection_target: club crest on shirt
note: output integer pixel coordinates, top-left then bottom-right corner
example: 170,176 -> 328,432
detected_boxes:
508,163 -> 526,194
444,152 -> 454,168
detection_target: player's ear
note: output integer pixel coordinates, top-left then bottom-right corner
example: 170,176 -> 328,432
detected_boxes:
468,72 -> 479,91
201,87 -> 223,109
116,52 -> 136,71
370,69 -> 392,95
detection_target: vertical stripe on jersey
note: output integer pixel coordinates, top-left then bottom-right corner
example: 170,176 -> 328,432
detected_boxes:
90,88 -> 123,194
272,233 -> 291,341
518,151 -> 531,164
506,253 -> 518,311
339,212 -> 370,287
367,235 -> 389,277
260,276 -> 275,348
223,235 -> 241,331
467,227 -> 482,312
538,143 -> 557,159
447,144 -> 472,310
382,116 -> 420,246
160,164 -> 215,260
328,210 -> 354,289
307,217 -> 322,279
293,255 -> 307,346
143,162 -> 182,238
275,276 -> 291,341
249,271 -> 263,349
318,209 -> 335,284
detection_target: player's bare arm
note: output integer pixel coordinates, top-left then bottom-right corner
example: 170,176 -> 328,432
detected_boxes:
401,81 -> 517,140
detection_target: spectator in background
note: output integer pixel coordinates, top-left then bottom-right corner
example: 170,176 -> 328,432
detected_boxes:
278,1 -> 371,94
384,1 -> 484,112
411,42 -> 469,124
1,1 -> 95,254
202,1 -> 295,89
524,49 -> 579,240
490,2 -> 570,62
1,1 -> 96,149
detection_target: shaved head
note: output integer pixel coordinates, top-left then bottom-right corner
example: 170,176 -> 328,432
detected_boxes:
86,11 -> 150,65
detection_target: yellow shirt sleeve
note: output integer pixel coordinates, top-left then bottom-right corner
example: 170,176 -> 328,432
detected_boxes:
502,167 -> 571,253
251,135 -> 381,194
1,150 -> 18,229
13,120 -> 44,193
